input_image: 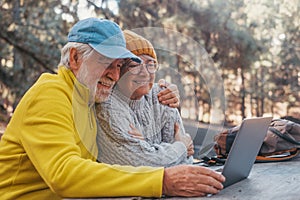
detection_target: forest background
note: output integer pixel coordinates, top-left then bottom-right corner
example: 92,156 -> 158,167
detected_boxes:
0,0 -> 299,131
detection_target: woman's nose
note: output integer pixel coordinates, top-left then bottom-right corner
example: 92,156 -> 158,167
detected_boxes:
139,64 -> 150,75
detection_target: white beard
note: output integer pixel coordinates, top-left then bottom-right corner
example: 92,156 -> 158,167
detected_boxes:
76,62 -> 97,105
95,88 -> 110,103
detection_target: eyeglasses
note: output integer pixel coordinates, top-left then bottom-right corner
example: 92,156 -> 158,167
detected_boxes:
124,62 -> 159,75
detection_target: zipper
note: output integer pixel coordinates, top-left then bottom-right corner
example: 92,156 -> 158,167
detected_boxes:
88,105 -> 95,129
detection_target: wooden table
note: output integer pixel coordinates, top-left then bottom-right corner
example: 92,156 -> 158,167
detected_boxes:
197,160 -> 300,200
65,157 -> 300,200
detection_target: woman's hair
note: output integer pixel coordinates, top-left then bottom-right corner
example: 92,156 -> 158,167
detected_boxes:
59,42 -> 93,68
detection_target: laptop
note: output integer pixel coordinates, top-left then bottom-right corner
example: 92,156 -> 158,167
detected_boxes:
213,117 -> 273,187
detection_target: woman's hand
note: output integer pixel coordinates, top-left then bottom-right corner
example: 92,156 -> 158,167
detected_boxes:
174,123 -> 194,157
157,79 -> 180,108
128,124 -> 144,140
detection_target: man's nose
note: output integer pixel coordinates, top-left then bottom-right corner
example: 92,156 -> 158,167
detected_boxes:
106,60 -> 122,81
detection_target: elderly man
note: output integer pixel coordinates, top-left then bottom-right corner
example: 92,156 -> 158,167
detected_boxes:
0,18 -> 225,199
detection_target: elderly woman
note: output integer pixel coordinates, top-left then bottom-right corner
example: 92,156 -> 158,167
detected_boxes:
96,30 -> 193,167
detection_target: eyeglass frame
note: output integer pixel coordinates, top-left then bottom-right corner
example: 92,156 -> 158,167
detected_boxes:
122,59 -> 159,75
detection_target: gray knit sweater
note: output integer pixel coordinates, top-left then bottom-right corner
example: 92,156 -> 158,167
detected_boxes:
96,83 -> 193,167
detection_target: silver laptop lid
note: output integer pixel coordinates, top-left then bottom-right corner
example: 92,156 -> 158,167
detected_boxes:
221,117 -> 273,187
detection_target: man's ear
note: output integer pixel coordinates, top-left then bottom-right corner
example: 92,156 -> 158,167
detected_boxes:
69,48 -> 80,73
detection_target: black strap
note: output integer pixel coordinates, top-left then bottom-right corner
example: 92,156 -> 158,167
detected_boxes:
201,156 -> 226,166
269,127 -> 300,145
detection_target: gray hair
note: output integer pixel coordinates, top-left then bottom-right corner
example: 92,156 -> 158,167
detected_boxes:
59,42 -> 93,68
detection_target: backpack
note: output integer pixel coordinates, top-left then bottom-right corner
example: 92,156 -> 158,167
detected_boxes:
213,118 -> 300,162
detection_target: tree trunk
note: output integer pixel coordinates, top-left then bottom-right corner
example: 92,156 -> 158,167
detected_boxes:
260,66 -> 265,115
240,67 -> 246,119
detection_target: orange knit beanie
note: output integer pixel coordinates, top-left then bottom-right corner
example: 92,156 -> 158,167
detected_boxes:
123,30 -> 157,61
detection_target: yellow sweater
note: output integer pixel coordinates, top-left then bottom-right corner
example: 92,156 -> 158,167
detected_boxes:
0,67 -> 163,199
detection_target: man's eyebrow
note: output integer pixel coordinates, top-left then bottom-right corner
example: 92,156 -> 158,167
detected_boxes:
122,59 -> 132,67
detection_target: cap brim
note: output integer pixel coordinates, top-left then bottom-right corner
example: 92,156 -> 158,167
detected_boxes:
90,44 -> 141,63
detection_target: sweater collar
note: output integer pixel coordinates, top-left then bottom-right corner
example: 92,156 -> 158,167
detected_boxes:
113,86 -> 144,110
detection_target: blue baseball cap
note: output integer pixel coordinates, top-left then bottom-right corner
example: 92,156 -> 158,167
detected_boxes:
68,18 -> 141,63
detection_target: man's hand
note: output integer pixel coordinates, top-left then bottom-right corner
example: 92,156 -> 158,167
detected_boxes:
157,79 -> 180,108
174,123 -> 194,157
162,165 -> 225,197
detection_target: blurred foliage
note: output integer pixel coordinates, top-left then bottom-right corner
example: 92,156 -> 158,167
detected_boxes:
0,0 -> 69,118
0,0 -> 299,125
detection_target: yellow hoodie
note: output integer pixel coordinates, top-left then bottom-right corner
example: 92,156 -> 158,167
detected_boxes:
0,67 -> 163,199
